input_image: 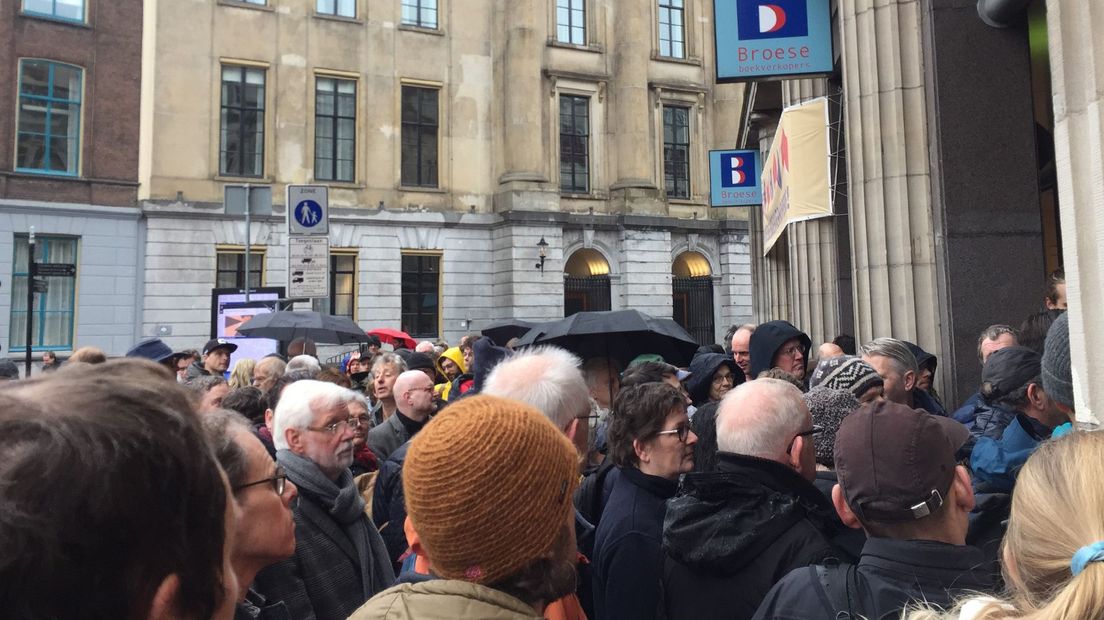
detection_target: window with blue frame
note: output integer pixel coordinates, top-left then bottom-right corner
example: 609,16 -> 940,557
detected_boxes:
9,235 -> 78,351
16,60 -> 83,176
22,0 -> 85,22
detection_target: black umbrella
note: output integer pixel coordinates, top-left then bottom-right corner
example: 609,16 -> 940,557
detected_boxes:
514,310 -> 700,367
480,319 -> 537,346
236,311 -> 370,345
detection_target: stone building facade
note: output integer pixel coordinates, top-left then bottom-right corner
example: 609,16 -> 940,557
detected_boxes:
137,0 -> 754,352
0,0 -> 144,358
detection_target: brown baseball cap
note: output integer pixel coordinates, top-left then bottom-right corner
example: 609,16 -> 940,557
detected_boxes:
834,401 -> 969,523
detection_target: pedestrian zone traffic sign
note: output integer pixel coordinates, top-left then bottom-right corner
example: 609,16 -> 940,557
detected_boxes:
287,185 -> 329,234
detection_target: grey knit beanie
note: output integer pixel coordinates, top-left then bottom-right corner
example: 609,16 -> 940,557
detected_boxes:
1041,312 -> 1073,409
803,387 -> 860,468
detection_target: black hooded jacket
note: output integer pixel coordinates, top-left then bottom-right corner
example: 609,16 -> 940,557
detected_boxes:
660,453 -> 851,620
749,320 -> 811,380
685,352 -> 741,407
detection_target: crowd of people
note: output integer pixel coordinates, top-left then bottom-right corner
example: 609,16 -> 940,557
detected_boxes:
4,271 -> 1101,620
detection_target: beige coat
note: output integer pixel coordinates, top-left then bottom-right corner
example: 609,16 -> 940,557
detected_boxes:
348,580 -> 543,620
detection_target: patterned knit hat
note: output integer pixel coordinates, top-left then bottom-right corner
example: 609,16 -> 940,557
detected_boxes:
803,387 -> 861,467
402,394 -> 579,584
809,356 -> 884,400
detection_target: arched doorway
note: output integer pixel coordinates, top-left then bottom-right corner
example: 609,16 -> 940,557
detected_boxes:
672,251 -> 715,344
564,248 -> 611,316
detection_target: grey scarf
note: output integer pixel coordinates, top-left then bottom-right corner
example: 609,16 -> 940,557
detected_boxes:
276,449 -> 395,597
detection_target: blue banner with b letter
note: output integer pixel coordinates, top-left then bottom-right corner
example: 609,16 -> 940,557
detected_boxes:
709,149 -> 762,207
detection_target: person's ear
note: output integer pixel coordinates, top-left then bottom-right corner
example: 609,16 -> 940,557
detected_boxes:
903,369 -> 917,392
1026,383 -> 1047,412
787,435 -> 806,471
148,573 -> 180,619
831,484 -> 862,529
264,408 -> 275,432
286,428 -> 304,452
952,464 -> 975,513
565,417 -> 580,441
633,438 -> 650,465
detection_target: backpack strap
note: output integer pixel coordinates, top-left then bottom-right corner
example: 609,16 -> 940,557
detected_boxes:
813,559 -> 866,619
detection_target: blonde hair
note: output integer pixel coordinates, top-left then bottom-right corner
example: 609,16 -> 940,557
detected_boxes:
228,357 -> 255,389
906,431 -> 1104,620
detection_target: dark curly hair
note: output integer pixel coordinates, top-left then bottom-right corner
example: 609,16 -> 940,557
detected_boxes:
606,382 -> 687,467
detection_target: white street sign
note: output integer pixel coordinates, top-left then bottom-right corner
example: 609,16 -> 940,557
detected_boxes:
287,185 -> 329,235
287,235 -> 330,299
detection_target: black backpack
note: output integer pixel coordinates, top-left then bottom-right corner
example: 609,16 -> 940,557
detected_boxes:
812,559 -> 897,620
574,459 -> 615,529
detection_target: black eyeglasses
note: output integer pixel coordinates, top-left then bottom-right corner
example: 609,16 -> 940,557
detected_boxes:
655,423 -> 692,443
786,425 -> 823,454
234,465 -> 288,496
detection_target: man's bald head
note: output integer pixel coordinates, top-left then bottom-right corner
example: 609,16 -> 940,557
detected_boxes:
393,370 -> 435,420
715,378 -> 814,478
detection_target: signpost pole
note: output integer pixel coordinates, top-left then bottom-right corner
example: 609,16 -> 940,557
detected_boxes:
244,183 -> 251,303
25,226 -> 35,378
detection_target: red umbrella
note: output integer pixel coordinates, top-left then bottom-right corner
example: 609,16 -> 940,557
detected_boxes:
368,327 -> 417,350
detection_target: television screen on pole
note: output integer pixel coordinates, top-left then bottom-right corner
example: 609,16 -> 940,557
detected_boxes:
714,0 -> 834,82
210,287 -> 285,371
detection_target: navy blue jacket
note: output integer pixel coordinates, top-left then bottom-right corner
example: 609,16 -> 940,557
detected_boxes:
592,466 -> 677,620
972,413 -> 1051,494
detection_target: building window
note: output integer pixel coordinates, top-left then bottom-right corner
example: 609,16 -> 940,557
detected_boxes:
315,77 -> 356,182
559,95 -> 590,194
16,60 -> 82,176
311,253 -> 357,319
9,235 -> 77,351
401,253 -> 440,339
220,66 -> 266,178
658,0 -> 685,59
556,0 -> 586,45
316,0 -> 354,18
22,0 -> 84,21
663,105 -> 690,199
216,249 -> 264,289
401,0 -> 437,28
401,86 -> 439,188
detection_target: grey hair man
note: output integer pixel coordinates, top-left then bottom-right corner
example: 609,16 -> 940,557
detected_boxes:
202,409 -> 299,618
370,353 -> 407,426
977,325 -> 1018,364
253,380 -> 395,619
660,379 -> 847,619
252,356 -> 287,394
285,354 -> 321,376
367,370 -> 435,461
187,374 -> 230,414
483,345 -> 592,460
860,338 -> 946,416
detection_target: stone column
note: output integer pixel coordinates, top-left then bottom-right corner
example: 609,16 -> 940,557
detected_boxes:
839,0 -> 940,354
608,0 -> 664,214
618,226 -> 672,317
1046,0 -> 1104,425
495,1 -> 554,211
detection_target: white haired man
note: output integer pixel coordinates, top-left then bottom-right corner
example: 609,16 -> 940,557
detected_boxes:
659,379 -> 850,619
861,337 -> 945,415
252,380 -> 394,620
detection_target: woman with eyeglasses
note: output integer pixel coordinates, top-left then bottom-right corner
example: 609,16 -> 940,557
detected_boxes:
591,382 -> 697,620
202,408 -> 300,619
685,351 -> 744,473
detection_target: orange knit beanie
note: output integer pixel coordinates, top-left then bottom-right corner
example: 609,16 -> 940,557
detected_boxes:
402,394 -> 579,584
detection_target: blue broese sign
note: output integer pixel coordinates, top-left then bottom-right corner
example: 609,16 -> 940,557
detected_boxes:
714,0 -> 833,81
709,149 -> 762,207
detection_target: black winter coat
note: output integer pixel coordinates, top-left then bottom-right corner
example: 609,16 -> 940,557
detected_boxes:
592,467 -> 678,620
751,538 -> 994,620
660,453 -> 852,620
748,320 -> 811,379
